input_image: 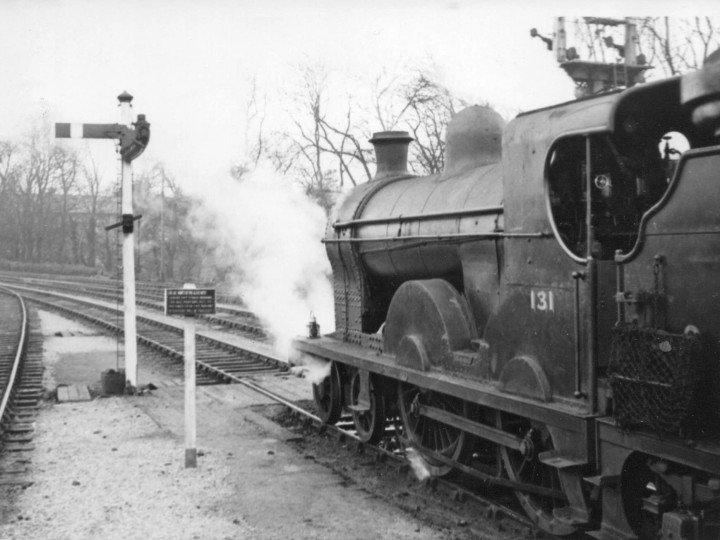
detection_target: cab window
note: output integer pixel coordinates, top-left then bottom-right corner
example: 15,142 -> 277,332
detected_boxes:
547,132 -> 672,260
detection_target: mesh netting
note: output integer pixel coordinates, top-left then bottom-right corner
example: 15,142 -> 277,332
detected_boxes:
608,325 -> 702,435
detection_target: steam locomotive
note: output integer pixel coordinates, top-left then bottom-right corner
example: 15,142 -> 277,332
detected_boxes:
293,57 -> 720,539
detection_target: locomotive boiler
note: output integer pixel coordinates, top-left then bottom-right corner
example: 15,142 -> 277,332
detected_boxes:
294,57 -> 720,538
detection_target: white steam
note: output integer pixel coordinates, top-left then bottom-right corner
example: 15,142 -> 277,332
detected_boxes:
405,447 -> 431,482
289,355 -> 331,385
188,166 -> 335,359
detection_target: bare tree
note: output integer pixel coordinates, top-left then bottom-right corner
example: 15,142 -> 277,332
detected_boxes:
0,141 -> 20,195
0,142 -> 21,259
245,77 -> 268,168
275,65 -> 369,212
81,152 -> 105,267
234,64 -> 473,218
569,17 -> 720,79
274,65 -> 471,208
49,146 -> 80,263
16,129 -> 57,261
231,77 -> 270,181
130,163 -> 203,282
400,74 -> 466,174
639,17 -> 720,76
364,72 -> 468,175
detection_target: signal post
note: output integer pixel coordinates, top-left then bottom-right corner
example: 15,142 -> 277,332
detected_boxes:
55,92 -> 150,392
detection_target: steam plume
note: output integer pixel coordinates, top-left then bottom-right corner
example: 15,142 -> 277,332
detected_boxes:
289,355 -> 331,385
188,166 -> 334,359
406,447 -> 431,481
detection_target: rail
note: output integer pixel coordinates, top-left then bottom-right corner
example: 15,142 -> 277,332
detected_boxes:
0,287 -> 29,427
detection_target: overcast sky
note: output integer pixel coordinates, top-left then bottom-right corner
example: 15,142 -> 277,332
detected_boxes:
0,0 -> 715,191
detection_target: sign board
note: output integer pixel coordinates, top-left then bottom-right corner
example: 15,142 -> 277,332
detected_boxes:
165,288 -> 216,316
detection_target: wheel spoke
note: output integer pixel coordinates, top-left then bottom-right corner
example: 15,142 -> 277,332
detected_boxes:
350,370 -> 386,444
397,382 -> 472,477
517,455 -> 530,478
433,422 -> 443,451
499,413 -> 576,537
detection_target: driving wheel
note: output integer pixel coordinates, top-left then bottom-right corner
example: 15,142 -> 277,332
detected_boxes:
398,381 -> 474,477
350,370 -> 386,444
498,412 -> 576,536
312,361 -> 342,424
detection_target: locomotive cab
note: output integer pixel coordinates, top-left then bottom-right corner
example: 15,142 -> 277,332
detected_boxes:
547,131 -> 667,261
546,77 -> 712,264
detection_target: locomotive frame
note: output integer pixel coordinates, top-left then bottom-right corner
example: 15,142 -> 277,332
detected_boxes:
294,58 -> 720,539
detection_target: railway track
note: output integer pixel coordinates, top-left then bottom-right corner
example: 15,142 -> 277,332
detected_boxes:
0,287 -> 44,487
1,279 -> 537,537
0,273 -> 264,339
0,271 -> 245,305
0,284 -> 278,388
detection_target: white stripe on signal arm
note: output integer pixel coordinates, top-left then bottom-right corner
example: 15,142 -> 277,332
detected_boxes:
70,123 -> 83,139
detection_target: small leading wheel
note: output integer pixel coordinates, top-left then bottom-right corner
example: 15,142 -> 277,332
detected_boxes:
498,413 -> 576,537
350,371 -> 386,444
397,382 -> 474,477
312,362 -> 341,425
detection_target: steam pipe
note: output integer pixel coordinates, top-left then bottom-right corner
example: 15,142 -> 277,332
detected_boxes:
323,232 -> 550,244
333,205 -> 504,229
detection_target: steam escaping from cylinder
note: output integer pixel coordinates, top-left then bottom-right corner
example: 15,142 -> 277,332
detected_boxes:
289,355 -> 331,385
187,166 -> 335,359
405,447 -> 432,482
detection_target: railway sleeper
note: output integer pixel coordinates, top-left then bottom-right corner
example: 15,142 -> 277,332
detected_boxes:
198,355 -> 248,362
14,388 -> 42,396
4,422 -> 35,434
12,400 -> 38,408
2,431 -> 34,443
8,409 -> 37,419
221,366 -> 275,375
208,359 -> 262,367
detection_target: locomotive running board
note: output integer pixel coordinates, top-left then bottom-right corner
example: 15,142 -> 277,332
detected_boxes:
295,336 -> 593,439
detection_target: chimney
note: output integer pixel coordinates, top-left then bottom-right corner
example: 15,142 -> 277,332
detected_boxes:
369,131 -> 413,180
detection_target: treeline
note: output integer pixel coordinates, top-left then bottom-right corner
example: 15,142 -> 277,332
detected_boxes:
0,132 -> 105,268
0,131 -> 207,282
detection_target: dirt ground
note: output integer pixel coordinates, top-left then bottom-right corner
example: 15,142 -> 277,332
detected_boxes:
0,311 -> 457,540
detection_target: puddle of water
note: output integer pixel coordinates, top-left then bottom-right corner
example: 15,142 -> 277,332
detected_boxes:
38,310 -> 125,389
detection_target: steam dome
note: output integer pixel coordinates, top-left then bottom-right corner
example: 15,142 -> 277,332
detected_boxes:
443,106 -> 505,177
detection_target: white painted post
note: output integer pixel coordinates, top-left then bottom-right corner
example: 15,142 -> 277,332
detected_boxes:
183,284 -> 197,468
118,92 -> 138,390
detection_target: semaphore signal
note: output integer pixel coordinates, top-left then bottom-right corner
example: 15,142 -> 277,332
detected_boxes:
55,92 -> 150,392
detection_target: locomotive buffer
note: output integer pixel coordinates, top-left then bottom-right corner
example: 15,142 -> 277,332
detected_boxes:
55,92 -> 150,392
